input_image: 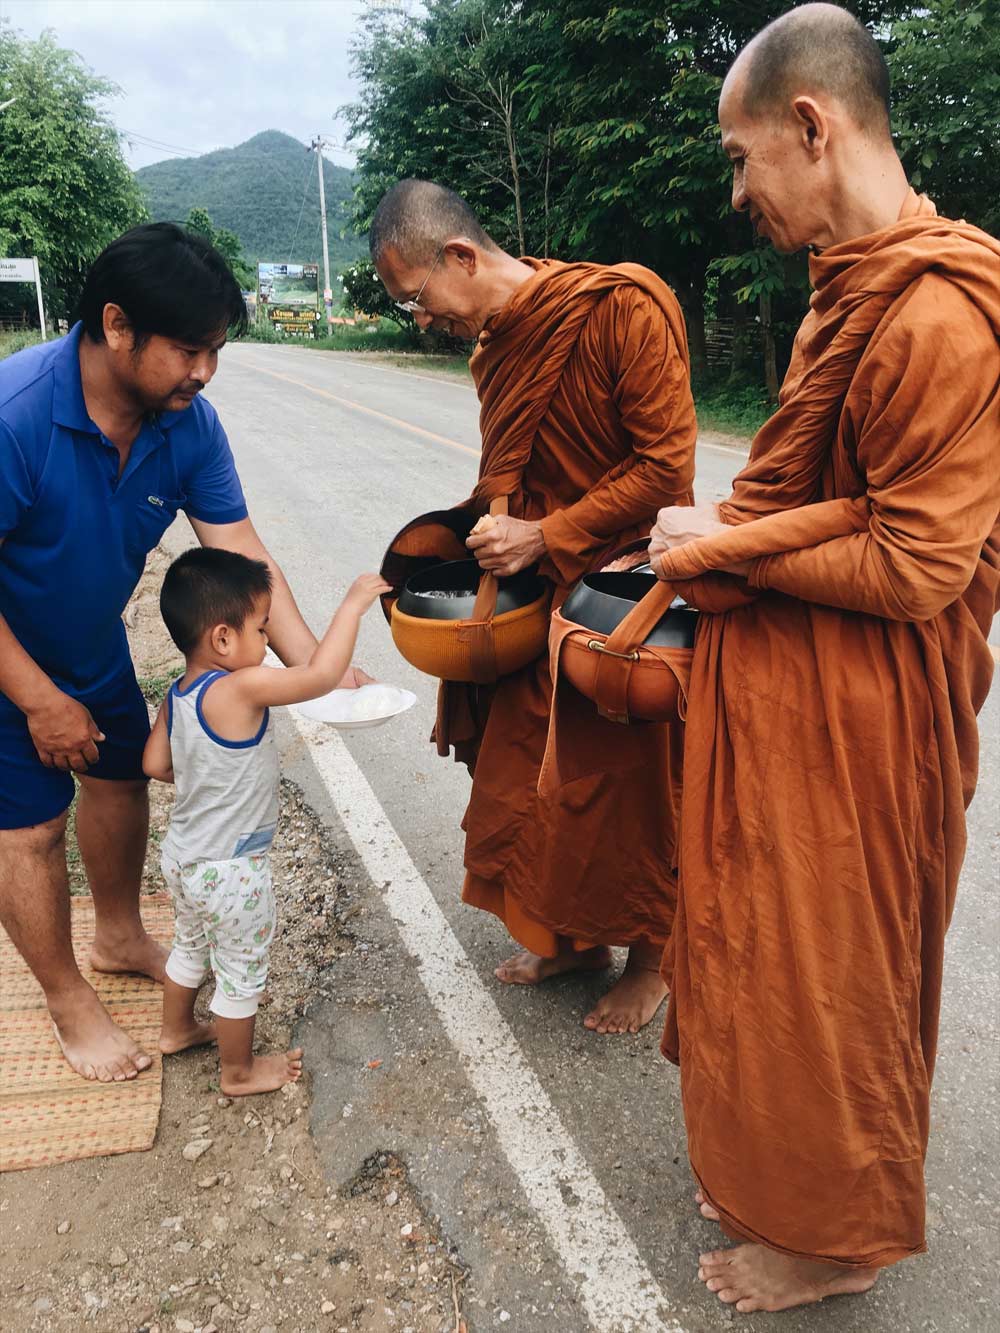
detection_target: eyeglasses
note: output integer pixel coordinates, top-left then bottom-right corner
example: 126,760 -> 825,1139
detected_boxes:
395,244 -> 446,314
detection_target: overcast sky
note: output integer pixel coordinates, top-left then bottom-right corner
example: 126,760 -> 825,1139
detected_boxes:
0,0 -> 387,169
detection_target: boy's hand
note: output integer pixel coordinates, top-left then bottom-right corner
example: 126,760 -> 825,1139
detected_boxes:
342,574 -> 393,613
338,665 -> 376,689
27,690 -> 105,772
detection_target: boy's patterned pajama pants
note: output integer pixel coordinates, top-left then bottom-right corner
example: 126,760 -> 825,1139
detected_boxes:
161,852 -> 276,1019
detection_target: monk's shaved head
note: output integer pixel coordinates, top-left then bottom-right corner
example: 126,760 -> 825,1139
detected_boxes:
369,179 -> 499,266
738,3 -> 890,136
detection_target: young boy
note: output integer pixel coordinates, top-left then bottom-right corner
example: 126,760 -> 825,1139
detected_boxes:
143,547 -> 389,1096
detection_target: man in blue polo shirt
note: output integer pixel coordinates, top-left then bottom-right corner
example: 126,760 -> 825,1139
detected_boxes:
0,223 -> 354,1084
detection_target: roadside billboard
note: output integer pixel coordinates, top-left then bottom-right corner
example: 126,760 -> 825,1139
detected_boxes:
257,262 -> 319,338
257,262 -> 319,308
0,256 -> 46,339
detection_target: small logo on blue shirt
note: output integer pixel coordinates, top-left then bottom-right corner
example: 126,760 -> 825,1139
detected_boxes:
147,495 -> 165,507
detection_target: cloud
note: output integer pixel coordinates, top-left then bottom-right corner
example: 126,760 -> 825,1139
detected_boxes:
1,0 -> 374,167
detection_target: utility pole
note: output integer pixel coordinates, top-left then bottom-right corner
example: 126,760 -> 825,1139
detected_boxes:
310,135 -> 334,332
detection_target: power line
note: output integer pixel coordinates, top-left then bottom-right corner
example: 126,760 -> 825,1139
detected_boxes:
121,128 -> 205,156
286,151 -> 316,263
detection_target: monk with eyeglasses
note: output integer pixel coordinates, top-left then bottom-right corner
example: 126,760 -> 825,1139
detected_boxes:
372,179 -> 697,1034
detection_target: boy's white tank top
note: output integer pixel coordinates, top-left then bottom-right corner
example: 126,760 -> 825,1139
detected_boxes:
161,670 -> 279,866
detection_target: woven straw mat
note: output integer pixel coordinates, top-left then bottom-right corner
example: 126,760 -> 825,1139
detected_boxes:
0,894 -> 172,1172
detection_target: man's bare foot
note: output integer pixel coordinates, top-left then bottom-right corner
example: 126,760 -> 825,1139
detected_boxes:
583,953 -> 667,1034
698,1244 -> 879,1313
90,929 -> 168,984
159,1018 -> 218,1055
220,1048 -> 304,1097
50,987 -> 153,1083
494,946 -> 612,986
696,1190 -> 721,1222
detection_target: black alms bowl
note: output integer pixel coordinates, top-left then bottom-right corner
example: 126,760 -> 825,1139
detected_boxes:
561,572 -> 698,647
396,559 -> 547,623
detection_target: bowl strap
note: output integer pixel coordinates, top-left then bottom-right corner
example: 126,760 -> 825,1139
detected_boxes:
590,580 -> 679,722
463,497 -> 511,684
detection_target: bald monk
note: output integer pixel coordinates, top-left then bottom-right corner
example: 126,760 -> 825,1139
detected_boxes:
646,3 -> 1000,1314
371,179 -> 696,1032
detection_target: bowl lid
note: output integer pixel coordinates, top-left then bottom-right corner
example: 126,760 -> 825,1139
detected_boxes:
562,572 -> 697,647
397,560 -> 546,622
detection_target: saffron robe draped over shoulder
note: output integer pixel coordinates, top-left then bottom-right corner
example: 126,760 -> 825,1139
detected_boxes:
455,259 -> 697,955
658,194 -> 1000,1267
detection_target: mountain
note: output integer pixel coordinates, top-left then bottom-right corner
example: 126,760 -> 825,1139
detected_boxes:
135,130 -> 366,272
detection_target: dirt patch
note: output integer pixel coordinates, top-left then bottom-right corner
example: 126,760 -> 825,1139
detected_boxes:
1,548 -> 467,1333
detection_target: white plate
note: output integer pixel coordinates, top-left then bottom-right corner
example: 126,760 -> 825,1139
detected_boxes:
291,682 -> 417,730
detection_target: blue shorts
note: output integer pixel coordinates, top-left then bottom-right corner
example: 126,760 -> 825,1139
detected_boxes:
0,665 -> 151,830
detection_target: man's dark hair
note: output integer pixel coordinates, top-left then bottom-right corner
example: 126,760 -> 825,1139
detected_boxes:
743,3 -> 891,135
160,547 -> 272,655
369,179 -> 498,265
75,222 -> 250,348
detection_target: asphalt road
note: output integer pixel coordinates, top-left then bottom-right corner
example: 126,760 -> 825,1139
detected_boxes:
188,342 -> 997,1333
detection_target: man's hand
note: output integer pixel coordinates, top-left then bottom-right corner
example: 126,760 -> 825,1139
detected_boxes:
466,515 -> 546,577
26,691 -> 105,772
648,503 -> 750,579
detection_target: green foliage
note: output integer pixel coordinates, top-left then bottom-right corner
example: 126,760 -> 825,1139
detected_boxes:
182,206 -> 255,290
889,0 -> 1000,236
343,1 -> 556,257
342,0 -> 910,384
340,257 -> 412,328
343,0 -> 997,396
0,22 -> 147,321
136,130 -> 367,269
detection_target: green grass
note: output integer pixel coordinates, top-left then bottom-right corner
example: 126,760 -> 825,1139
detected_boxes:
0,330 -> 42,360
693,379 -> 773,438
239,319 -> 471,360
138,672 -> 175,707
65,792 -> 88,895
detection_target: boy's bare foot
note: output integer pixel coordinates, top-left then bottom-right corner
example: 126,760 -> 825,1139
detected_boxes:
159,1018 -> 218,1055
494,945 -> 612,985
220,1048 -> 304,1097
695,1189 -> 721,1222
583,954 -> 667,1034
50,986 -> 153,1083
90,929 -> 168,983
698,1244 -> 879,1313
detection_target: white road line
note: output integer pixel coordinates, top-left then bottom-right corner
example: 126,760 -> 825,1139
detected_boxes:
287,711 -> 686,1333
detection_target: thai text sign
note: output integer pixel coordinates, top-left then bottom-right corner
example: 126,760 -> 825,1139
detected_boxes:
0,258 -> 35,282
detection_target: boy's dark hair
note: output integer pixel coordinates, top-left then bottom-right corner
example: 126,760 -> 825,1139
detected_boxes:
75,222 -> 250,350
161,547 -> 272,655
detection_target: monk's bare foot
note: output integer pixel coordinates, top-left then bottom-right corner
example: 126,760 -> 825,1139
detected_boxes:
159,1018 -> 218,1055
696,1190 -> 721,1222
90,928 -> 168,984
494,946 -> 612,986
220,1048 -> 304,1097
583,954 -> 667,1034
698,1244 -> 879,1313
50,986 -> 153,1083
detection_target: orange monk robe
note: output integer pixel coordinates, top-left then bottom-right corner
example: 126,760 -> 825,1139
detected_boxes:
459,260 -> 696,957
658,197 -> 1000,1268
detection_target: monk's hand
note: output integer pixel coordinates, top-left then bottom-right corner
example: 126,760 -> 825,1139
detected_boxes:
338,665 -> 375,689
26,688 -> 105,772
466,515 -> 546,577
648,503 -> 734,579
